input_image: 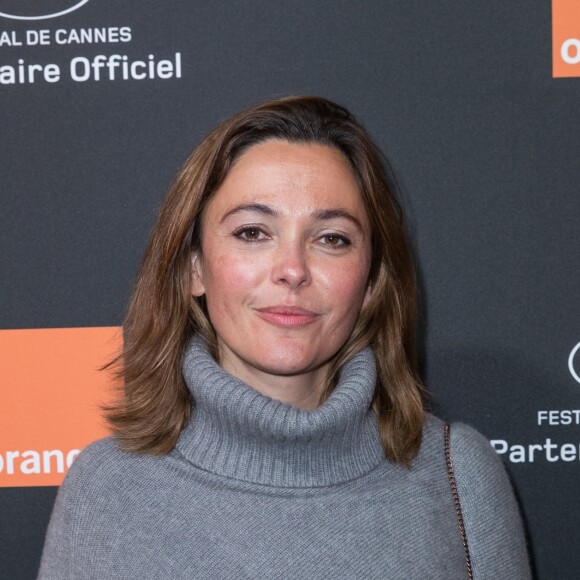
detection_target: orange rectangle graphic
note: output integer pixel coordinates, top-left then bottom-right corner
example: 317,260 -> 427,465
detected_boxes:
0,327 -> 121,487
553,0 -> 580,77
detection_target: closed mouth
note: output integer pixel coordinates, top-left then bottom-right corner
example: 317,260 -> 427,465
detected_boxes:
255,306 -> 319,327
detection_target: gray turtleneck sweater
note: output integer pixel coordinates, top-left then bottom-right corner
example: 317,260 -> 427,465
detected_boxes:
38,341 -> 531,579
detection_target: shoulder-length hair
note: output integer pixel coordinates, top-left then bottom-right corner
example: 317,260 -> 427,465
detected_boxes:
106,96 -> 425,466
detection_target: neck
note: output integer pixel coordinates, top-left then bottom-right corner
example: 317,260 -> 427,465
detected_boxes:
219,350 -> 328,410
175,336 -> 385,487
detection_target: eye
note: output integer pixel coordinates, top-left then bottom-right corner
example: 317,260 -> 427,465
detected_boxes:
233,226 -> 269,242
319,233 -> 351,248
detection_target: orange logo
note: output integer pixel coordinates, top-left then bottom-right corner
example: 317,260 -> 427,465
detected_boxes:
553,0 -> 580,77
0,326 -> 120,487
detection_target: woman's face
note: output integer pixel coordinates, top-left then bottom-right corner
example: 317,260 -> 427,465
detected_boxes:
192,139 -> 372,401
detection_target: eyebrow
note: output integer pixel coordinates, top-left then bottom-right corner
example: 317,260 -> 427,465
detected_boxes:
220,203 -> 276,223
220,203 -> 364,231
312,209 -> 364,231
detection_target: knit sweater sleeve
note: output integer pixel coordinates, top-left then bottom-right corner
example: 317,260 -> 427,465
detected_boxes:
36,439 -> 112,580
37,475 -> 73,580
450,423 -> 532,580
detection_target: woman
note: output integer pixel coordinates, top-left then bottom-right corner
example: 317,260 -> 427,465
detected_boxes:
38,96 -> 530,579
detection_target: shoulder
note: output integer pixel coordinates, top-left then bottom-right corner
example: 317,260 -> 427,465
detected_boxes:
52,438 -> 113,509
59,437 -> 154,504
70,436 -> 120,469
64,437 -> 125,486
419,417 -> 511,480
445,421 -> 520,526
59,437 -> 196,514
448,421 -> 506,480
46,438 -> 173,544
415,415 -> 507,476
447,422 -> 532,579
38,437 -> 133,578
65,436 -> 178,481
447,422 -> 523,515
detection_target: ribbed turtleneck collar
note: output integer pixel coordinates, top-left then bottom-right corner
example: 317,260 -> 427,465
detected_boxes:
175,337 -> 385,487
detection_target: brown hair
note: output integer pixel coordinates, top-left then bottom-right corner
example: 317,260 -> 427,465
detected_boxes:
105,96 -> 425,465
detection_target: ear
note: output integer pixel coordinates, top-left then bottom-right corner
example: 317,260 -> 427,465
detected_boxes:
191,253 -> 206,297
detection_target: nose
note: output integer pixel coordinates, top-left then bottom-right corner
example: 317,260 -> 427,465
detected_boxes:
271,240 -> 311,289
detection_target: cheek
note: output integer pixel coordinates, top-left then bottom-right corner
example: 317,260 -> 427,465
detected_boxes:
202,250 -> 264,307
317,259 -> 370,313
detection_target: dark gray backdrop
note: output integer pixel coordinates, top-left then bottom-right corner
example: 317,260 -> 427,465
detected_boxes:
1,1 -> 579,578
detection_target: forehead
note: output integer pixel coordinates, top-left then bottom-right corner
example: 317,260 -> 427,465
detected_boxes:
208,139 -> 367,217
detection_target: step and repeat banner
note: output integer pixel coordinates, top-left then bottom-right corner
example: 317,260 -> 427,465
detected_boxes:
1,1 -> 579,578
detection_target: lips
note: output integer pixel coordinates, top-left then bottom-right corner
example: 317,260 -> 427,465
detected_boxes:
255,306 -> 319,327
